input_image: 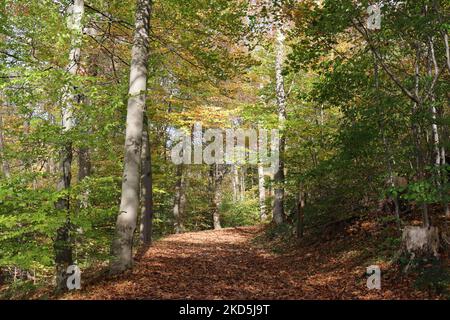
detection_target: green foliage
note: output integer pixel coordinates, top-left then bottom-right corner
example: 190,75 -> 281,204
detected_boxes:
0,174 -> 59,270
220,198 -> 260,228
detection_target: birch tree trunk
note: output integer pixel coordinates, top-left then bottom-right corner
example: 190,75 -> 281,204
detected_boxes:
110,0 -> 151,274
140,114 -> 153,245
273,25 -> 286,225
54,0 -> 84,292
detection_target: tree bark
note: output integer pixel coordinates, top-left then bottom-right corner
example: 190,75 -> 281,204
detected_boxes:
110,0 -> 152,274
54,0 -> 84,292
140,114 -> 153,245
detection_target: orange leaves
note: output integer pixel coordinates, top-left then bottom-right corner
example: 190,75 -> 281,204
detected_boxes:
63,223 -> 439,300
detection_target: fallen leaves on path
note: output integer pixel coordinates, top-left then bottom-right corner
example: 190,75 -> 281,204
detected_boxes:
65,226 -> 431,300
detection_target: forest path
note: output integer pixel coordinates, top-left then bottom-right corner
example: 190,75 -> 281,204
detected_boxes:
65,226 -> 424,300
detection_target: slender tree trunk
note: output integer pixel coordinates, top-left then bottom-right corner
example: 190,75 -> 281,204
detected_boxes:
140,114 -> 153,245
212,165 -> 225,230
273,25 -> 286,225
427,35 -> 449,216
54,0 -> 84,292
258,162 -> 266,221
76,33 -> 98,205
173,164 -> 185,234
232,165 -> 240,202
240,165 -> 246,200
428,37 -> 441,181
412,43 -> 429,227
0,115 -> 11,179
258,131 -> 266,221
110,0 -> 152,274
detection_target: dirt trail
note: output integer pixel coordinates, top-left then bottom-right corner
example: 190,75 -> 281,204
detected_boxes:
66,226 -> 427,300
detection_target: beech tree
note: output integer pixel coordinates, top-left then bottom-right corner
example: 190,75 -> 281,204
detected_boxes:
110,0 -> 152,274
54,0 -> 84,292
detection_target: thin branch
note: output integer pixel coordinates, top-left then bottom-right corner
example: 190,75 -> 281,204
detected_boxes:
84,3 -> 133,30
351,18 -> 420,104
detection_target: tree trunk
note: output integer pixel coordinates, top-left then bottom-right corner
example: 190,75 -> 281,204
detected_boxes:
140,114 -> 153,245
412,43 -> 429,227
273,24 -> 286,225
258,162 -> 266,221
427,36 -> 449,216
232,164 -> 239,202
173,164 -> 185,234
54,0 -> 84,292
110,0 -> 152,274
258,131 -> 266,221
212,164 -> 225,230
240,165 -> 246,200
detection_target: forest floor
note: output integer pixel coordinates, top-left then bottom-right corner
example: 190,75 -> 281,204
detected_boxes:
63,218 -> 447,300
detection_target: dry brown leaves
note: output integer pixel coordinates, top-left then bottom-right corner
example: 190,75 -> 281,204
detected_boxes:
64,225 -> 436,300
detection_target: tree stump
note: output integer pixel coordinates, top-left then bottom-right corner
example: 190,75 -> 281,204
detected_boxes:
400,226 -> 439,271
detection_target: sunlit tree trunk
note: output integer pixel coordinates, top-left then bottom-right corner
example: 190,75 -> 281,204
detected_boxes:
111,0 -> 152,274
